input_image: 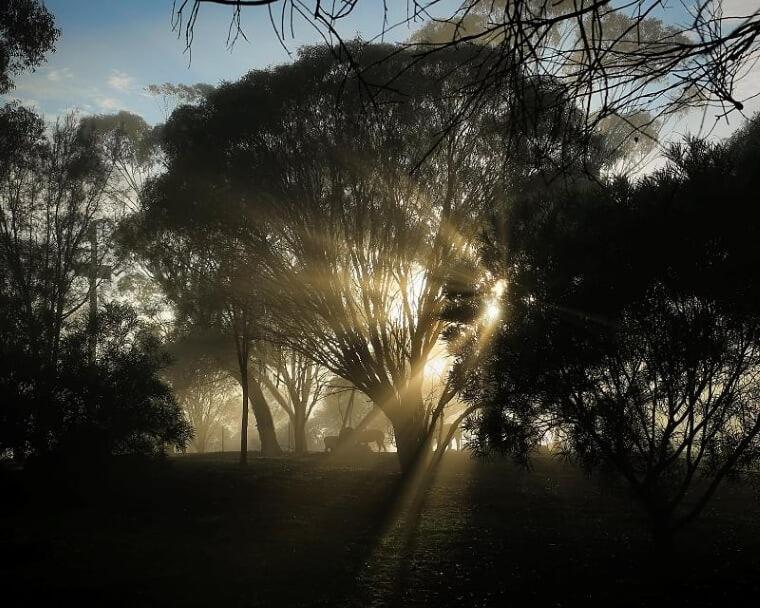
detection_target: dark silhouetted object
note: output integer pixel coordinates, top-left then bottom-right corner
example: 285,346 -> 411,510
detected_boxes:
461,114 -> 760,546
0,0 -> 59,93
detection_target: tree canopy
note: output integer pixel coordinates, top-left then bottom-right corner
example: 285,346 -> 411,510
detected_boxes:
0,108 -> 191,461
0,0 -> 58,93
461,112 -> 760,542
131,43 -> 517,470
173,1 -> 760,156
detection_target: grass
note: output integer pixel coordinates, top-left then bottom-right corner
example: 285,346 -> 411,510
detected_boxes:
1,451 -> 759,606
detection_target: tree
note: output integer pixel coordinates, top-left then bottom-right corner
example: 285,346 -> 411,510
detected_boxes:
172,1 -> 760,152
463,116 -> 760,545
123,196 -> 283,461
135,43 -> 509,471
52,302 -> 192,460
79,111 -> 161,214
145,82 -> 215,120
258,347 -> 330,453
0,106 -> 191,460
0,110 -> 117,456
315,379 -> 368,434
0,0 -> 58,93
164,337 -> 238,453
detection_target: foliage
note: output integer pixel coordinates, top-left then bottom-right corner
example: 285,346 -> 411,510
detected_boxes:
52,303 -> 192,459
173,1 -> 760,157
463,115 -> 760,539
0,0 -> 59,93
132,42 -> 516,470
0,108 -> 190,461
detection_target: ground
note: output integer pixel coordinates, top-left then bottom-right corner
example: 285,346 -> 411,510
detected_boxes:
1,452 -> 759,607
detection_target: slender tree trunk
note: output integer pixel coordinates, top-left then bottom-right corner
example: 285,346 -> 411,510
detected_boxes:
239,358 -> 249,466
248,378 -> 282,456
193,431 -> 207,454
293,408 -> 307,454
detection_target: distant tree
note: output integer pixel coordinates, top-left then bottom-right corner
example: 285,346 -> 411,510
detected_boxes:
122,202 -> 283,462
145,82 -> 214,102
258,347 -> 330,453
79,111 -> 162,214
463,116 -> 760,546
80,111 -> 177,335
0,0 -> 59,93
164,337 -> 238,453
145,81 -> 214,120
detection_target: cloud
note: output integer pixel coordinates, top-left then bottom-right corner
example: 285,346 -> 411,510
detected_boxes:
723,0 -> 760,14
59,104 -> 92,115
47,67 -> 73,82
108,70 -> 135,91
96,97 -> 121,111
5,96 -> 39,109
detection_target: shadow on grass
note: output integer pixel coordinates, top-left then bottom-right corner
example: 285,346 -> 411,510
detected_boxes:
2,452 -> 760,606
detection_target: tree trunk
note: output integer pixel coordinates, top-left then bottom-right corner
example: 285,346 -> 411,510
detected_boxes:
248,378 -> 282,456
239,359 -> 249,466
193,424 -> 208,454
390,400 -> 428,475
293,409 -> 307,454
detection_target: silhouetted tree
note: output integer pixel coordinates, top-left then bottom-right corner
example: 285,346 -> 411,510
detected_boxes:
173,1 -> 760,153
0,111 -> 115,456
0,0 -> 58,93
123,200 -> 283,461
164,337 -> 238,453
462,115 -> 760,545
52,302 -> 192,460
0,107 -> 191,461
258,347 -> 330,453
135,43 -> 514,471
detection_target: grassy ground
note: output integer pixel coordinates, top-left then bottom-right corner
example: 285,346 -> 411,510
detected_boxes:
1,451 -> 759,607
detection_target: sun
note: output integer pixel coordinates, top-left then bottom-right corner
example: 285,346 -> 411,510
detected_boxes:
482,279 -> 506,324
484,301 -> 501,323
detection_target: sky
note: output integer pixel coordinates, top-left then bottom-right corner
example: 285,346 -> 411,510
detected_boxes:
2,0 -> 453,124
1,0 -> 758,139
